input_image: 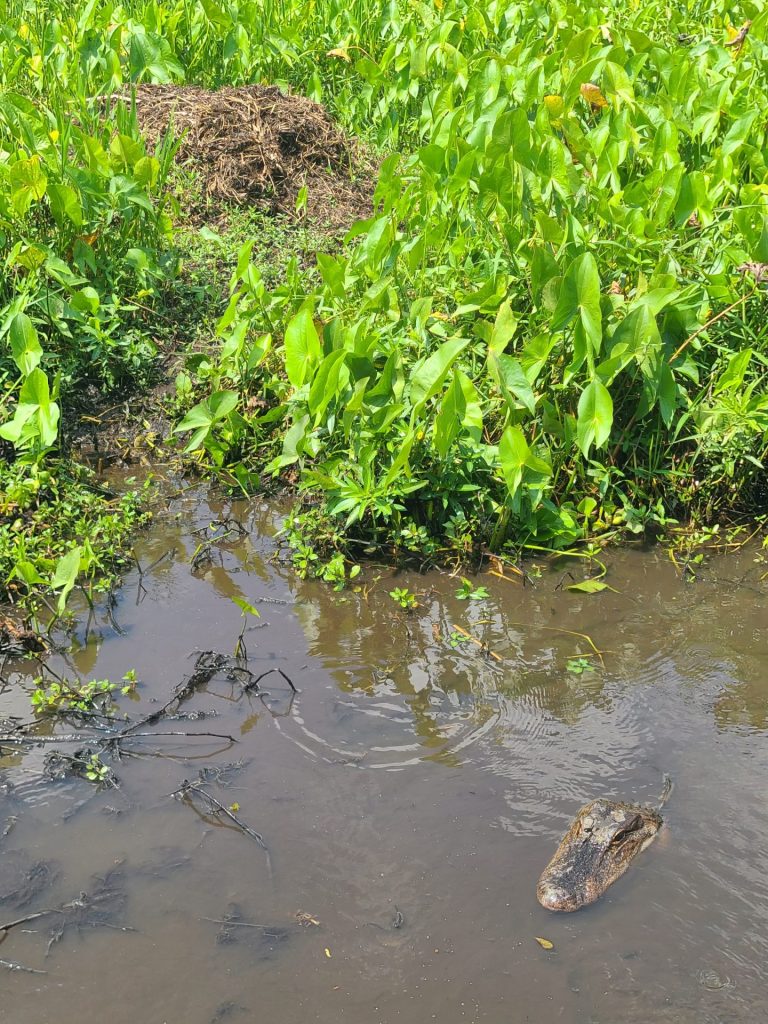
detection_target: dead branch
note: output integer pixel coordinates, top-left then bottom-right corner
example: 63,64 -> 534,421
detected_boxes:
173,780 -> 267,849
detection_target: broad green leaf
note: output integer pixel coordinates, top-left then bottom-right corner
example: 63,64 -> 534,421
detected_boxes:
552,253 -> 602,363
309,349 -> 347,420
232,596 -> 260,617
715,348 -> 752,394
576,380 -> 613,455
657,362 -> 677,427
488,300 -> 517,355
10,155 -> 47,215
9,313 -> 43,375
567,579 -> 610,593
52,546 -> 82,613
134,155 -> 159,188
434,372 -> 467,458
488,352 -> 536,415
175,390 -> 237,451
128,28 -> 184,82
410,337 -> 470,410
498,425 -> 529,496
12,560 -> 46,586
456,370 -> 483,442
12,368 -> 60,448
47,182 -> 83,228
597,306 -> 660,383
284,306 -> 321,388
110,133 -> 144,169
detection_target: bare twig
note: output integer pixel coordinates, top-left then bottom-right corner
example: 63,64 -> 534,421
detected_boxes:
0,957 -> 47,974
450,624 -> 503,662
0,909 -> 57,937
173,780 -> 267,849
241,667 -> 297,693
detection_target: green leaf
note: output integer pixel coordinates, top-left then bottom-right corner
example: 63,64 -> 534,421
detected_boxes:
488,352 -> 536,415
410,337 -> 470,411
10,155 -> 48,215
175,390 -> 238,451
8,313 -> 43,375
383,429 -> 417,486
715,348 -> 752,394
576,380 -> 613,455
134,155 -> 159,188
566,579 -> 611,593
309,349 -> 347,419
232,596 -> 260,617
552,253 -> 602,367
51,546 -> 82,613
128,28 -> 184,82
434,372 -> 467,458
47,182 -> 83,228
284,306 -> 321,388
498,425 -> 529,496
110,133 -> 144,169
456,370 -> 483,442
597,305 -> 660,383
488,300 -> 518,355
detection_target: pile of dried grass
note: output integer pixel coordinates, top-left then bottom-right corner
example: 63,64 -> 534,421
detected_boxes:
123,84 -> 372,230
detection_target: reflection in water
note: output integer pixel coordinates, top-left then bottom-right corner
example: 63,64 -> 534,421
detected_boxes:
0,484 -> 767,1024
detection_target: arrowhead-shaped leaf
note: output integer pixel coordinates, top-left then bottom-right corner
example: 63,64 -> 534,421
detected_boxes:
576,380 -> 613,455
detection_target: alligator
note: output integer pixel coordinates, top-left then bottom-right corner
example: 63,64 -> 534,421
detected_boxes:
537,779 -> 671,912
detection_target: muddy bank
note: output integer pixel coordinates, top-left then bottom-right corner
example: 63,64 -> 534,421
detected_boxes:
1,484 -> 767,1023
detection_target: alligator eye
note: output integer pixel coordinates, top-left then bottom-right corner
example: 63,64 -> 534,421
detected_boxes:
612,814 -> 643,843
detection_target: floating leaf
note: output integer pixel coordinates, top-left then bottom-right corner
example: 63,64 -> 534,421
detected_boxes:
535,937 -> 554,950
566,579 -> 610,593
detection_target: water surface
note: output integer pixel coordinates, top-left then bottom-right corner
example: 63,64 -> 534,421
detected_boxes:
2,484 -> 766,1023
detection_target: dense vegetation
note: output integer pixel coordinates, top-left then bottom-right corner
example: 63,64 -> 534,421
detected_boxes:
2,0 -> 767,605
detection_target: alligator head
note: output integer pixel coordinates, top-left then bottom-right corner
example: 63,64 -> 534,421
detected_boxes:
537,799 -> 663,912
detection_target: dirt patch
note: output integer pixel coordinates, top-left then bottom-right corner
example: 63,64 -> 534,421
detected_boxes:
123,84 -> 374,232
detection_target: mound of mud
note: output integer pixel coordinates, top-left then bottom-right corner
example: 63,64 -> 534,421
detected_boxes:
125,84 -> 372,231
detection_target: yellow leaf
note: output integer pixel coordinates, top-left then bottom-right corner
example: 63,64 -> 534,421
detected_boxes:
725,25 -> 740,41
535,936 -> 554,950
543,94 -> 564,118
49,130 -> 60,144
324,947 -> 332,958
580,83 -> 608,109
229,802 -> 240,812
326,47 -> 351,62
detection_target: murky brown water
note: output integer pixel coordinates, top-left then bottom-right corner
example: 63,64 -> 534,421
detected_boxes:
2,482 -> 767,1024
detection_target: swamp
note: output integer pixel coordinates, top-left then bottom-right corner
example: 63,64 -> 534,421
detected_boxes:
1,0 -> 768,1021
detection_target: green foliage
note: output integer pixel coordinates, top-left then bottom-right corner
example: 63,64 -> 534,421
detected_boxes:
0,460 -> 150,605
2,0 -> 767,586
566,657 -> 596,676
455,578 -> 489,601
155,0 -> 768,562
389,587 -> 419,610
31,670 -> 137,716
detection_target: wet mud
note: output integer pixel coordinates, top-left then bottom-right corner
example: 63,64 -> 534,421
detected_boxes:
1,481 -> 767,1023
